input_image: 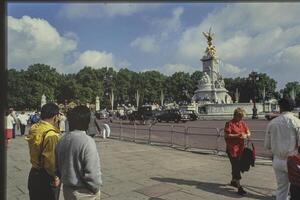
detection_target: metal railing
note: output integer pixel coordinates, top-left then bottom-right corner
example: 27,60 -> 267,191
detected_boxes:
108,120 -> 271,158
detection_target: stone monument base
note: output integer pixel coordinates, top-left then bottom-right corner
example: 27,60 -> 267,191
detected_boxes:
196,103 -> 268,116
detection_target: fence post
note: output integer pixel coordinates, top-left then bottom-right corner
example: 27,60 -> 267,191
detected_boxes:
148,125 -> 152,144
215,128 -> 220,154
184,127 -> 188,150
119,120 -> 122,140
171,125 -> 174,147
134,122 -> 137,142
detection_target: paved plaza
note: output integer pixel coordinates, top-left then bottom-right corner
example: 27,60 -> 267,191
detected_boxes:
7,132 -> 277,200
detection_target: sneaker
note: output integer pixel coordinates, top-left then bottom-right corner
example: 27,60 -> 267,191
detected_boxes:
237,187 -> 247,195
230,180 -> 238,188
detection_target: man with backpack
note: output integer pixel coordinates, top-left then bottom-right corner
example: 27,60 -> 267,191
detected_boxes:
25,103 -> 61,200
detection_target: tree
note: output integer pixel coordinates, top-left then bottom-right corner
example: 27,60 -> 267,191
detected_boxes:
165,72 -> 193,103
76,67 -> 102,102
281,81 -> 300,106
139,71 -> 166,105
191,71 -> 203,91
224,73 -> 277,103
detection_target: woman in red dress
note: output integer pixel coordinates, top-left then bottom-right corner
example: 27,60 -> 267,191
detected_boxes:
5,110 -> 14,147
224,107 -> 251,195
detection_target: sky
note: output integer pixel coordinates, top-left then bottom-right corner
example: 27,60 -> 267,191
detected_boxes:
7,3 -> 300,90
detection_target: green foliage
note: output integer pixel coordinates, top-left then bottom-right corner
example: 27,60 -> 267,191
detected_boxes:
281,81 -> 300,106
224,72 -> 277,103
8,64 -> 281,110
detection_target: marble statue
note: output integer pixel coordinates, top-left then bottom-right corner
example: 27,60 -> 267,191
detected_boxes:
200,72 -> 211,85
95,96 -> 100,111
41,94 -> 46,108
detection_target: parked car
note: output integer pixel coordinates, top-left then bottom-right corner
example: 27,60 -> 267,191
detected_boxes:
128,105 -> 157,125
181,110 -> 199,121
265,111 -> 280,120
156,109 -> 190,123
265,110 -> 300,120
95,109 -> 109,119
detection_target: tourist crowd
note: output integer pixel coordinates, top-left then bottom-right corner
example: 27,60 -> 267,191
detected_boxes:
3,96 -> 300,200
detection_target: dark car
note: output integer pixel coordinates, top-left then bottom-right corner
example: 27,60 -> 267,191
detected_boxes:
128,105 -> 157,124
156,109 -> 190,123
181,110 -> 199,121
265,110 -> 299,121
265,111 -> 280,120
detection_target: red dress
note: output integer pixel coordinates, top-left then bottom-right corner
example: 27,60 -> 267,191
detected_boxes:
224,120 -> 249,158
5,129 -> 13,139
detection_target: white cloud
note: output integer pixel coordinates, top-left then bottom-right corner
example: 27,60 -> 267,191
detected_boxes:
8,15 -> 77,69
151,7 -> 183,37
59,3 -> 160,19
131,7 -> 184,53
175,3 -> 300,89
69,50 -> 116,71
130,35 -> 159,53
8,16 -> 129,73
264,44 -> 300,89
220,62 -> 249,78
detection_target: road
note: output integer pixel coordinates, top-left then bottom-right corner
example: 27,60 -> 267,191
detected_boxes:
107,119 -> 271,157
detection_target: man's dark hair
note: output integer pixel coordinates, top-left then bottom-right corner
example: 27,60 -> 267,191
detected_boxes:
67,105 -> 91,131
40,103 -> 59,120
278,97 -> 295,112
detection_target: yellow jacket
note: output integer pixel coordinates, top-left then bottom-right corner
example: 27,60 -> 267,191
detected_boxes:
25,120 -> 60,178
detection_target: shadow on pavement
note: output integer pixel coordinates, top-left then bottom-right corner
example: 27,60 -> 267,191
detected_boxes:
151,177 -> 273,200
148,198 -> 165,200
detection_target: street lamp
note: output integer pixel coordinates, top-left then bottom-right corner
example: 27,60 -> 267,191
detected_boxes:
103,74 -> 113,110
249,71 -> 259,119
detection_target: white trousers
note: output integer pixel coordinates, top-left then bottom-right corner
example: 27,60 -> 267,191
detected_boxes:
101,124 -> 111,139
63,185 -> 100,200
273,156 -> 290,200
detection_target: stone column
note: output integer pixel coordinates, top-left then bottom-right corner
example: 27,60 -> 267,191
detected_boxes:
95,96 -> 100,111
41,94 -> 46,108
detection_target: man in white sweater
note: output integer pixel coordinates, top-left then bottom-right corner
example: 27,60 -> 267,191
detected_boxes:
56,106 -> 102,200
265,97 -> 300,200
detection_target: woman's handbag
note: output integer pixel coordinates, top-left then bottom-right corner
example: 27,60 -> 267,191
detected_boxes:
240,140 -> 256,172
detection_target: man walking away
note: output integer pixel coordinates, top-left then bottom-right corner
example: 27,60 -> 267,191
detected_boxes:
265,97 -> 300,200
18,111 -> 29,136
26,103 -> 61,200
56,105 -> 102,200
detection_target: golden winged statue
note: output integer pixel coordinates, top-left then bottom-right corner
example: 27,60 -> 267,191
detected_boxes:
202,27 -> 214,46
202,27 -> 216,57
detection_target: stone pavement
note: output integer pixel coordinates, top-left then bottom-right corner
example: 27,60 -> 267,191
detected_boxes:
7,135 -> 276,200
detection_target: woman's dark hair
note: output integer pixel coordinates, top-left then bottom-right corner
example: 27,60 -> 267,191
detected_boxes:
41,103 -> 59,120
67,105 -> 91,131
278,97 -> 295,112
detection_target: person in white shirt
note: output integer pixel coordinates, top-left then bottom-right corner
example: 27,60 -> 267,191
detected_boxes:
102,123 -> 111,139
5,110 -> 15,140
18,111 -> 29,136
265,97 -> 300,200
9,108 -> 19,138
59,113 -> 67,134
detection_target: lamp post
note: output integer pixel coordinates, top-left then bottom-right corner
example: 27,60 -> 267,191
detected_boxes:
103,74 -> 113,110
249,71 -> 259,119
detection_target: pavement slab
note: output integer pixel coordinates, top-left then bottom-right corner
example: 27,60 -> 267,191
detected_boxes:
7,135 -> 276,200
